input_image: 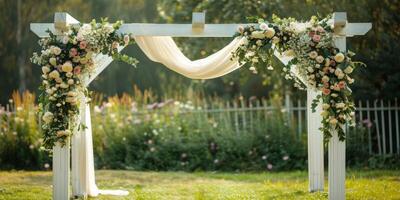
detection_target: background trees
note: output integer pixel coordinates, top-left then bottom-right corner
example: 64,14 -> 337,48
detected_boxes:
0,0 -> 399,104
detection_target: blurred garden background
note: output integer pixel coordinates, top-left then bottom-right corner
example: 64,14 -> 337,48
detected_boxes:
0,0 -> 400,199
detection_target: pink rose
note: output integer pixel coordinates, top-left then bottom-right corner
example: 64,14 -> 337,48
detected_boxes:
330,60 -> 336,66
79,41 -> 87,49
322,88 -> 331,95
69,48 -> 78,57
73,66 -> 81,75
112,41 -> 119,49
312,34 -> 321,42
338,81 -> 346,89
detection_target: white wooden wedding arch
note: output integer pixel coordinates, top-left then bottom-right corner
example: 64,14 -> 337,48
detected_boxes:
30,12 -> 371,200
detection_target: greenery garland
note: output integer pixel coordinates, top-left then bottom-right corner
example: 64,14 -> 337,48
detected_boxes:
31,19 -> 138,150
233,15 -> 365,142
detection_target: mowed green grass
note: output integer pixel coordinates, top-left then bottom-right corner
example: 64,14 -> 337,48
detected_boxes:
0,170 -> 399,200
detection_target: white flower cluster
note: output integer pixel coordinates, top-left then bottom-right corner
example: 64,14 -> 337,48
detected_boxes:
233,15 -> 364,141
31,19 -> 137,149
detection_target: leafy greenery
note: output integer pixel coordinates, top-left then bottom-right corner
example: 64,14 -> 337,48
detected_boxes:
1,91 -> 399,171
31,19 -> 137,150
0,170 -> 399,199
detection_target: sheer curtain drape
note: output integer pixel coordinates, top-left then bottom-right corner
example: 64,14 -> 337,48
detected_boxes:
134,36 -> 245,79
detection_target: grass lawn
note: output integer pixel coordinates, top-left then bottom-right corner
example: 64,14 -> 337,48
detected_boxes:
0,170 -> 399,200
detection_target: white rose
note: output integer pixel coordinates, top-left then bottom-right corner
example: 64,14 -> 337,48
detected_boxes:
336,102 -> 346,109
60,82 -> 69,89
344,66 -> 353,74
316,56 -> 324,63
259,23 -> 268,30
335,68 -> 344,79
42,66 -> 50,74
62,36 -> 69,44
264,27 -> 275,38
307,67 -> 314,73
322,75 -> 329,82
49,57 -> 57,66
329,118 -> 338,126
322,103 -> 330,110
256,40 -> 263,46
46,89 -> 53,95
251,31 -> 265,39
272,36 -> 280,44
80,57 -> 88,64
67,91 -> 77,97
124,35 -> 130,45
334,53 -> 345,63
324,58 -> 331,67
242,37 -> 249,46
321,111 -> 329,118
66,97 -> 77,104
251,57 -> 259,63
51,46 -> 61,55
284,49 -> 295,57
55,77 -> 62,83
309,51 -> 318,59
42,112 -> 54,124
61,61 -> 73,73
67,79 -> 74,85
48,70 -> 60,79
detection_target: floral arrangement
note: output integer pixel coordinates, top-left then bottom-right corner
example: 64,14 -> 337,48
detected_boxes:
31,19 -> 138,150
233,15 -> 365,141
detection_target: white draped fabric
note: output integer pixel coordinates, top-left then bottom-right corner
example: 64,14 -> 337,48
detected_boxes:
75,36 -> 247,197
134,36 -> 245,79
75,36 -> 301,197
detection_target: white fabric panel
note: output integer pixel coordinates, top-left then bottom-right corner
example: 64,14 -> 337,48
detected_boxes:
134,36 -> 245,79
73,100 -> 129,197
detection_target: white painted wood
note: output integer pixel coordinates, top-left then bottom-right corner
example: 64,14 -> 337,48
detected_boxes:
54,12 -> 79,32
328,13 -> 348,199
328,130 -> 346,200
307,89 -> 324,192
192,12 -> 205,32
52,140 -> 70,200
380,100 -> 386,154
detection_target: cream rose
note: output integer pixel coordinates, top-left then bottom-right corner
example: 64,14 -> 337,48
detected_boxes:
329,118 -> 338,126
51,46 -> 61,55
309,51 -> 318,59
315,56 -> 324,63
344,66 -> 353,74
321,111 -> 329,118
259,23 -> 268,30
336,102 -> 346,109
251,31 -> 265,39
334,53 -> 345,63
49,57 -> 57,66
264,28 -> 275,38
42,66 -> 50,74
322,75 -> 329,83
42,112 -> 54,124
272,36 -> 280,44
67,79 -> 74,85
322,103 -> 330,110
49,70 -> 60,79
61,61 -> 73,73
